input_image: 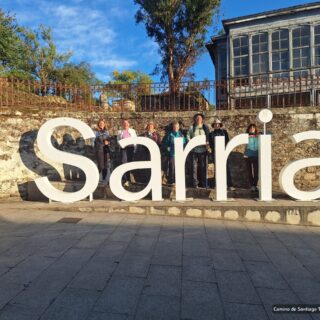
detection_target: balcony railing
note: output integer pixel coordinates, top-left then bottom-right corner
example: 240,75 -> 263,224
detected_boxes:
228,74 -> 320,109
1,75 -> 320,111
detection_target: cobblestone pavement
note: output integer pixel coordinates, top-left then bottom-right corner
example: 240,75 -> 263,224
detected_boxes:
0,208 -> 319,320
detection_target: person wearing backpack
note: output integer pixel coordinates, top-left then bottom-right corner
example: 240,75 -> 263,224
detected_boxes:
163,121 -> 186,185
209,119 -> 235,191
187,113 -> 209,188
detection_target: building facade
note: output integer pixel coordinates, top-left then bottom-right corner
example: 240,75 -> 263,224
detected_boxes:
206,2 -> 320,109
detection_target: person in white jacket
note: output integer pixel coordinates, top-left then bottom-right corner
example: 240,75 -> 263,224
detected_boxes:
117,119 -> 137,186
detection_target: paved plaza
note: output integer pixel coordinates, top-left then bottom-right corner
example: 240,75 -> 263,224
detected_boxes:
0,207 -> 319,319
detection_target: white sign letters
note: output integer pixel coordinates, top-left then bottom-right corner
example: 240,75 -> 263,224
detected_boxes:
33,111 -> 320,203
109,137 -> 162,201
35,117 -> 99,203
279,131 -> 320,201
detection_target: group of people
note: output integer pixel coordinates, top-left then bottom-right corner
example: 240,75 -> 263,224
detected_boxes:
93,113 -> 260,192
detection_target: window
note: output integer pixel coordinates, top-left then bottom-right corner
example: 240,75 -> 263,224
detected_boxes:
292,26 -> 310,77
252,33 -> 269,74
315,25 -> 320,65
218,44 -> 227,80
233,36 -> 249,76
272,30 -> 289,76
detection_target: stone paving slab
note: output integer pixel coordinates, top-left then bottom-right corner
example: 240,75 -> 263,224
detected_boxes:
0,209 -> 319,319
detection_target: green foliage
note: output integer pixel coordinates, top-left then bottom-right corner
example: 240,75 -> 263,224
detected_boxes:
110,70 -> 153,85
53,62 -> 98,86
21,25 -> 71,83
0,9 -> 30,78
134,0 -> 220,90
107,69 -> 153,101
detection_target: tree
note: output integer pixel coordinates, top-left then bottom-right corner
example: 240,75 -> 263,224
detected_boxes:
110,70 -> 153,86
109,69 -> 153,98
54,62 -> 98,86
21,25 -> 71,83
0,9 -> 30,78
134,0 -> 220,92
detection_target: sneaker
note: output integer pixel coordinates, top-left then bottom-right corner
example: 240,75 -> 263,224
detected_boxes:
229,186 -> 236,191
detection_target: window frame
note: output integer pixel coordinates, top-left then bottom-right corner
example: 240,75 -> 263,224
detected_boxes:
252,32 -> 269,75
233,36 -> 249,77
292,25 -> 310,76
271,29 -> 289,76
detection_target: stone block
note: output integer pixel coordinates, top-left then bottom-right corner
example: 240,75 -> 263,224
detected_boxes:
265,211 -> 281,222
245,210 -> 261,221
286,209 -> 301,224
307,210 -> 320,226
149,207 -> 164,215
167,207 -> 181,216
224,210 -> 239,220
185,208 -> 202,218
204,209 -> 222,219
128,207 -> 145,214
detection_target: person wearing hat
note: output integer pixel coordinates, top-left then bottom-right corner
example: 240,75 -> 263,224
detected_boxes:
143,121 -> 161,147
187,113 -> 210,188
209,119 -> 235,191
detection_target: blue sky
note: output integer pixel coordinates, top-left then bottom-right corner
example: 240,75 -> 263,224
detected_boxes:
1,0 -> 317,82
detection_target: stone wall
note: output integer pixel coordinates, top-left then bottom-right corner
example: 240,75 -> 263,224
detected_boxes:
0,106 -> 319,199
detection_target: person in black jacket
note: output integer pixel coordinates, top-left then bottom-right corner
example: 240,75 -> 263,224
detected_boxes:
209,119 -> 235,191
93,119 -> 111,184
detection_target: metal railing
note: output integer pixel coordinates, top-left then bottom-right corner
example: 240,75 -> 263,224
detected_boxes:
0,77 -> 215,112
1,75 -> 320,111
226,74 -> 320,109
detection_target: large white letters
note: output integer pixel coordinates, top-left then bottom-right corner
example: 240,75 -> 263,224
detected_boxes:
35,117 -> 99,203
257,109 -> 273,201
109,137 -> 162,201
33,114 -> 320,204
215,134 -> 249,201
279,131 -> 320,201
258,134 -> 273,201
175,135 -> 206,201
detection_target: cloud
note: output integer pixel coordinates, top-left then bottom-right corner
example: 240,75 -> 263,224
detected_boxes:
109,6 -> 130,18
53,4 -> 78,18
92,58 -> 137,69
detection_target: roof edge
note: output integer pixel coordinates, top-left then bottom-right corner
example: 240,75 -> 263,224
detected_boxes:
222,2 -> 320,28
